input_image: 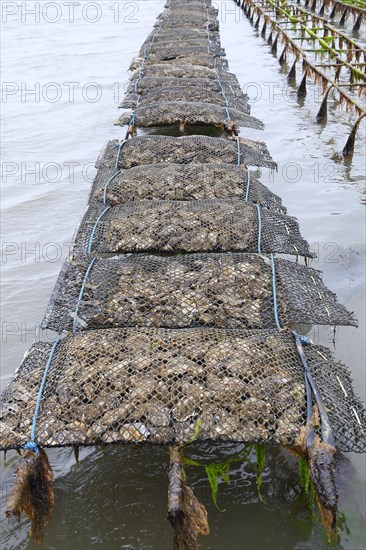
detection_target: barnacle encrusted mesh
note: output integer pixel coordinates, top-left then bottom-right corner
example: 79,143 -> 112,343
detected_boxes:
153,18 -> 220,32
73,199 -> 313,256
125,76 -> 248,106
1,328 -> 364,452
117,101 -> 260,130
129,52 -> 227,71
139,34 -> 222,56
139,44 -> 225,58
106,135 -> 276,169
129,63 -> 223,80
120,84 -> 250,113
42,253 -> 357,333
91,147 -> 284,211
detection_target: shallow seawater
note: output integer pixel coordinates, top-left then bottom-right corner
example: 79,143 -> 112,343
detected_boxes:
1,1 -> 365,549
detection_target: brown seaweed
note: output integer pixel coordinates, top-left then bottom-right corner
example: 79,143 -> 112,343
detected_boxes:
6,449 -> 54,545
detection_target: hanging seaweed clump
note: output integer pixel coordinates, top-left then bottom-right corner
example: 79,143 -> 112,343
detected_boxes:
6,449 -> 55,545
256,444 -> 266,502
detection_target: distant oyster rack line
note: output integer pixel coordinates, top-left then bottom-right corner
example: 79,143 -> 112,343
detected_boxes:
1,0 -> 364,548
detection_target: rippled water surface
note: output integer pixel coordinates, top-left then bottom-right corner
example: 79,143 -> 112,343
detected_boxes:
1,1 -> 365,549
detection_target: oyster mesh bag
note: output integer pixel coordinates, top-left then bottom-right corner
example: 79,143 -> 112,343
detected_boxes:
129,52 -> 227,71
139,32 -> 222,55
42,253 -> 356,333
106,135 -> 276,169
1,328 -> 364,452
129,63 -> 237,81
73,199 -> 313,256
125,76 -> 248,107
153,17 -> 219,32
120,83 -> 250,113
91,146 -> 283,211
139,44 -> 226,59
117,101 -> 261,130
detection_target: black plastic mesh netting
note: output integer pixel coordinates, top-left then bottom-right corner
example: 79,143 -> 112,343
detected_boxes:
129,52 -> 227,71
118,101 -> 262,130
1,328 -> 364,451
153,17 -> 220,32
121,81 -> 250,113
140,44 -> 225,58
129,63 -> 223,80
139,32 -> 222,56
125,75 -> 247,104
73,199 -> 313,257
42,253 -> 356,333
104,135 -> 276,169
91,157 -> 284,213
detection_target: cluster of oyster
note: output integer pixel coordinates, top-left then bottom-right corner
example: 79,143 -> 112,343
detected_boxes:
94,163 -> 248,204
102,201 -> 256,253
0,331 -> 306,448
121,82 -> 249,112
118,136 -> 272,169
94,163 -> 284,210
82,255 -> 273,329
118,101 -> 261,130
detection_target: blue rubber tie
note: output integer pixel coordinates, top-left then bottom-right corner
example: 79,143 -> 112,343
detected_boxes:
256,204 -> 262,254
87,206 -> 111,255
72,257 -> 97,334
24,337 -> 62,453
103,172 -> 120,206
216,78 -> 230,108
270,253 -> 281,330
115,140 -> 124,170
103,141 -> 125,205
245,169 -> 250,202
236,138 -> 241,165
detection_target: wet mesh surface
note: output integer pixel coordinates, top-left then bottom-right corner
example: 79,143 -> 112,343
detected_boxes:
121,82 -> 250,113
118,101 -> 262,130
140,33 -> 222,56
107,135 -> 276,169
129,63 -> 222,80
42,253 -> 356,333
74,199 -> 313,257
130,52 -> 227,71
91,150 -> 284,212
1,328 -> 364,452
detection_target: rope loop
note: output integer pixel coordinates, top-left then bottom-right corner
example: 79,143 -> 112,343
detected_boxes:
24,336 -> 62,453
270,253 -> 281,330
244,169 -> 250,202
87,206 -> 111,255
256,204 -> 262,254
72,257 -> 97,334
235,137 -> 241,165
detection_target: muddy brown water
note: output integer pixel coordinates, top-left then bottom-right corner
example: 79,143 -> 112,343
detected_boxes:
1,1 -> 365,549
